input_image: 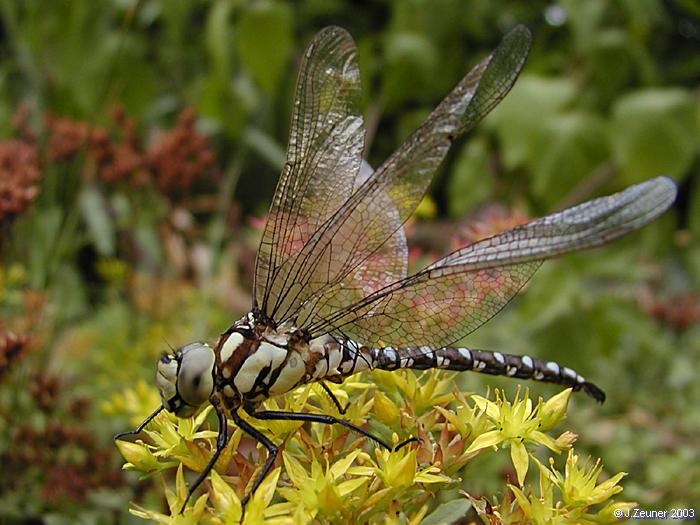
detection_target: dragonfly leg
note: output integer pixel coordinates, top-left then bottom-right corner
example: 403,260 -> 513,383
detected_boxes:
113,405 -> 164,440
230,408 -> 278,510
179,398 -> 229,513
243,405 -> 417,451
319,382 -> 349,414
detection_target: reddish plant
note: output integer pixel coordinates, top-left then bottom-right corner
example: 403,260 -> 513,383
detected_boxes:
0,331 -> 33,380
147,107 -> 216,196
0,141 -> 41,227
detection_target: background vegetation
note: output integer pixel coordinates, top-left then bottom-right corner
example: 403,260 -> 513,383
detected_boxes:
0,0 -> 698,523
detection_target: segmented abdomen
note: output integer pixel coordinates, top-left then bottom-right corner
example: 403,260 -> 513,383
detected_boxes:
327,339 -> 605,402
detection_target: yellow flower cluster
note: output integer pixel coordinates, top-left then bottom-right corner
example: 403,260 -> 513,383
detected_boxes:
112,371 -> 635,524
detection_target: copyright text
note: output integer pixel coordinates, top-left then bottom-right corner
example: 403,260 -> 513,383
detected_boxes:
614,508 -> 696,521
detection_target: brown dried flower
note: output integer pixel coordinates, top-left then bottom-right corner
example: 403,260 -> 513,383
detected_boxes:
0,140 -> 41,227
89,105 -> 145,184
0,331 -> 33,380
90,130 -> 145,185
44,109 -> 145,185
30,373 -> 61,412
44,114 -> 89,161
11,102 -> 36,142
452,205 -> 530,250
639,290 -> 700,330
0,374 -> 124,505
147,107 -> 216,196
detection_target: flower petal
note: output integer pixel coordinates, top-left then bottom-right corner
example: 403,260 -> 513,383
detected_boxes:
510,440 -> 529,486
465,430 -> 503,454
470,395 -> 499,419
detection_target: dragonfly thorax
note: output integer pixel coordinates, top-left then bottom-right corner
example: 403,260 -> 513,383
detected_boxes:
214,321 -> 316,406
156,342 -> 215,418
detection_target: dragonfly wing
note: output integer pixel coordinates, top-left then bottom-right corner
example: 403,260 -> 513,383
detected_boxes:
255,27 -> 408,321
255,27 -> 365,313
265,25 -> 532,326
309,177 -> 676,347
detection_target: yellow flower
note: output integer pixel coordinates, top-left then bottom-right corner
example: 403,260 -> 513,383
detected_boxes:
116,439 -> 176,473
373,390 -> 400,426
466,389 -> 565,485
176,405 -> 217,441
130,465 -> 208,523
116,369 -> 623,524
509,453 -> 633,525
556,449 -> 626,507
415,195 -> 438,219
240,467 -> 282,525
7,263 -> 27,285
96,257 -> 128,283
278,449 -> 368,520
538,388 -> 571,431
310,382 -> 351,414
509,457 -> 557,524
349,443 -> 450,490
208,469 -> 242,523
554,430 -> 578,449
434,390 -> 485,439
371,369 -> 452,415
101,380 -> 161,425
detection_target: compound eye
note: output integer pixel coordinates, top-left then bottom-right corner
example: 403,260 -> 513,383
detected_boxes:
156,356 -> 178,409
176,343 -> 215,408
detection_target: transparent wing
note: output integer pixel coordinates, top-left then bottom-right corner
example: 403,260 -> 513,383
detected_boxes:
263,25 -> 532,327
255,27 -> 408,321
307,177 -> 676,347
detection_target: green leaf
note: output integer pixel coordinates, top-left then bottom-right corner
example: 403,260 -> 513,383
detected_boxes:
197,74 -> 249,138
562,0 -> 607,53
611,88 -> 698,184
80,185 -> 115,256
106,36 -> 159,116
205,0 -> 234,81
236,1 -> 293,95
489,75 -> 608,206
687,171 -> 700,241
586,29 -> 638,106
50,264 -> 87,321
28,206 -> 63,289
530,112 -> 608,206
419,499 -> 472,525
243,127 -> 285,169
487,75 -> 577,171
381,31 -> 437,111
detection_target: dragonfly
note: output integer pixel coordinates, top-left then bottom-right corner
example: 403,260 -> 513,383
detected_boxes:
116,25 -> 676,511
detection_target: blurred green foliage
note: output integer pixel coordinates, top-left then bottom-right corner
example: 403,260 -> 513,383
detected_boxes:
0,0 -> 698,523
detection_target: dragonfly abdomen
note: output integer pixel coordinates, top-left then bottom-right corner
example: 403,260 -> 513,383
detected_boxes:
368,345 -> 605,402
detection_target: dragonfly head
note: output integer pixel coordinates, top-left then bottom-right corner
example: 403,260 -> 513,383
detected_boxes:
156,342 -> 215,418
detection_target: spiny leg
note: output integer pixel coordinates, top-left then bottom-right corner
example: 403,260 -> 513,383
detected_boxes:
230,408 -> 278,509
319,381 -> 349,415
113,405 -> 164,441
243,405 -> 417,451
180,399 -> 229,513
225,405 -> 420,510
